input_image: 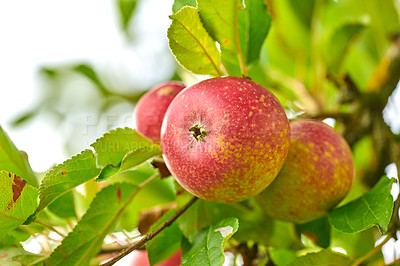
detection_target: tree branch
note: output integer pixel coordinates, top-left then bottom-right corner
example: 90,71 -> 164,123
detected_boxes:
100,197 -> 198,266
351,235 -> 391,266
298,112 -> 350,121
33,220 -> 66,238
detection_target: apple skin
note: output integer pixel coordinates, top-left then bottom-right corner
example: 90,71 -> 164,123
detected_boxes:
161,77 -> 290,203
129,250 -> 181,266
135,81 -> 186,142
256,120 -> 355,224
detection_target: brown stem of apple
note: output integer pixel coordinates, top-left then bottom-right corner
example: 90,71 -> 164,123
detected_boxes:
100,196 -> 198,266
351,235 -> 391,266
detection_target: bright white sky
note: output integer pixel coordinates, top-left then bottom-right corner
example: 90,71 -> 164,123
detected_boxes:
0,0 -> 174,172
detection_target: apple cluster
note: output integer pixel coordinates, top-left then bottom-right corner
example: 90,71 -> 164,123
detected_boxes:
134,77 -> 355,223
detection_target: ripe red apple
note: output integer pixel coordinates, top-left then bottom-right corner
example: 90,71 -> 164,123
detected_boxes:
256,120 -> 355,223
128,249 -> 181,266
135,81 -> 186,142
161,77 -> 290,203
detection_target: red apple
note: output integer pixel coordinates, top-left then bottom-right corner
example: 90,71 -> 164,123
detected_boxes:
161,77 -> 290,203
129,249 -> 181,266
135,81 -> 186,142
256,120 -> 355,223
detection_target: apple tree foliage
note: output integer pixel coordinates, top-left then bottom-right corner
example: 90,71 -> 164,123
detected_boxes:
1,0 -> 400,265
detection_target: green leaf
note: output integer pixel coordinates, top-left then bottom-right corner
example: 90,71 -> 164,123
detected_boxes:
197,0 -> 270,75
288,249 -> 352,266
92,128 -> 161,181
197,0 -> 236,50
245,0 -> 271,64
91,127 -> 158,168
167,6 -> 222,76
0,171 -> 38,232
0,125 -> 37,187
37,149 -> 101,213
328,176 -> 395,233
46,183 -> 137,265
177,198 -> 299,248
177,198 -> 216,243
47,191 -> 76,218
147,210 -> 182,265
197,0 -> 240,75
172,0 -> 196,13
0,247 -> 43,266
97,165 -> 121,181
118,0 -> 137,31
97,145 -> 162,181
182,217 -> 239,266
326,22 -> 366,72
296,216 -> 331,248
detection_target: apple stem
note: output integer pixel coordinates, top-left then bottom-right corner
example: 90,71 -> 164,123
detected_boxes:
189,123 -> 208,141
100,196 -> 198,266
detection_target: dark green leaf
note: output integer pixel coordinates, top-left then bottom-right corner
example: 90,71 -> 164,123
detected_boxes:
147,210 -> 182,265
37,149 -> 101,213
46,183 -> 137,265
245,0 -> 271,64
172,0 -> 196,13
97,164 -> 121,181
118,0 -> 137,31
328,176 -> 395,233
47,191 -> 76,218
182,217 -> 239,266
0,125 -> 37,187
296,216 -> 331,248
0,247 -> 43,266
288,249 -> 352,266
0,171 -> 38,232
167,6 -> 223,76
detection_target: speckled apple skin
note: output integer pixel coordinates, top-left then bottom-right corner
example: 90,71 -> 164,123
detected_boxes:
256,120 -> 355,223
161,77 -> 290,203
135,81 -> 186,142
